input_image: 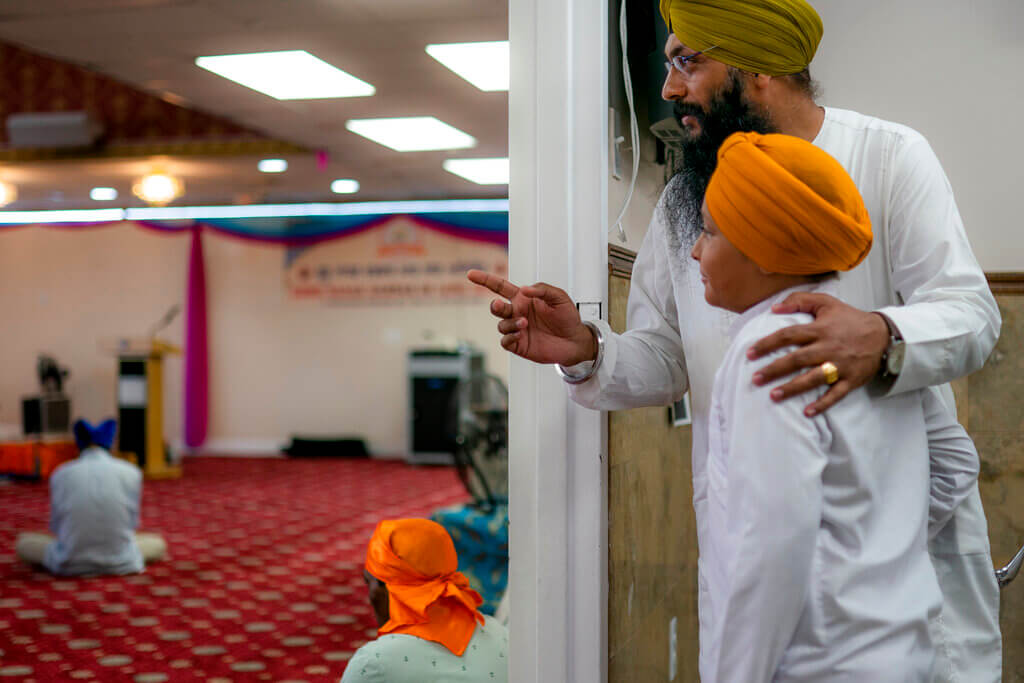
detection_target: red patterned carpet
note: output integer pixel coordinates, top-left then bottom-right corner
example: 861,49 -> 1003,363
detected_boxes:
0,456 -> 469,682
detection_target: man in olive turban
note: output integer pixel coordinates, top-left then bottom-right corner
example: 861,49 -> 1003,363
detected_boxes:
469,1 -> 1001,680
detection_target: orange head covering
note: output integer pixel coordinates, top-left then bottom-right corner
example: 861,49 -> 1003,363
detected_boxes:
705,131 -> 872,275
365,518 -> 484,656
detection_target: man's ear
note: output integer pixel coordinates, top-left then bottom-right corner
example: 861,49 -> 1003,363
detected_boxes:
741,72 -> 774,100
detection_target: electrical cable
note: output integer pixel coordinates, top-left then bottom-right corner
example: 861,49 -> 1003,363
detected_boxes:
610,0 -> 641,243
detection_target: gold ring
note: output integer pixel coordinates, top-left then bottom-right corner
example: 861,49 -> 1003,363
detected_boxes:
820,361 -> 839,385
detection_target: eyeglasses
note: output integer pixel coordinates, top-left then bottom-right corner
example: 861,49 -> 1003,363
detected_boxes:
664,46 -> 717,75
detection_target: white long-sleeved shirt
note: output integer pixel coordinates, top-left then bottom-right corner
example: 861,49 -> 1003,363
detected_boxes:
571,107 -> 999,459
570,108 -> 998,545
702,281 -> 940,682
567,107 -> 1001,680
44,447 -> 144,576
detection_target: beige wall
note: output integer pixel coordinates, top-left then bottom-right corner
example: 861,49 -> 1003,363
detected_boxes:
811,0 -> 1024,271
608,120 -> 666,248
0,223 -> 508,455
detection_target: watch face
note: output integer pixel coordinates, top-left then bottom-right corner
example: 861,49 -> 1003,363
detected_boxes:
887,341 -> 906,375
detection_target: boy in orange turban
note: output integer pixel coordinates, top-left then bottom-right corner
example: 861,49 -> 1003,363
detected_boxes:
340,518 -> 507,683
688,131 -> 946,682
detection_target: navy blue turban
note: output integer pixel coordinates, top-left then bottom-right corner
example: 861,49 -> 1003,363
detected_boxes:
73,419 -> 117,451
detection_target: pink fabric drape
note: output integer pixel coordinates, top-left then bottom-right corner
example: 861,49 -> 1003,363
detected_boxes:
184,226 -> 209,448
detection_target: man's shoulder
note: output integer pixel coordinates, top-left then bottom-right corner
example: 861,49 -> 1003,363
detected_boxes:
343,633 -> 450,682
348,637 -> 390,660
90,453 -> 143,488
473,615 -> 510,651
479,614 -> 508,635
732,308 -> 813,353
823,107 -> 929,150
341,639 -> 388,681
51,455 -> 92,482
50,458 -> 77,480
93,452 -> 141,476
344,636 -> 408,676
112,456 -> 142,475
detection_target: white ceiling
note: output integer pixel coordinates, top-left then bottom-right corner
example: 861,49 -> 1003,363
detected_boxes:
0,0 -> 510,209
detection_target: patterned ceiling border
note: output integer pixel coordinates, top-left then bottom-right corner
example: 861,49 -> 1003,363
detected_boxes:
0,139 -> 308,162
0,40 -> 306,159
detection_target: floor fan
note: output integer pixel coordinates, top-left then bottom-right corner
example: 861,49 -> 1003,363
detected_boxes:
447,372 -> 508,510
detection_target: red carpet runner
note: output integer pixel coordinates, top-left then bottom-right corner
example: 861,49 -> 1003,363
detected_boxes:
0,456 -> 469,682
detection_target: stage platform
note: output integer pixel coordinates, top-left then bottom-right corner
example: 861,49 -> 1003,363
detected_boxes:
0,439 -> 76,479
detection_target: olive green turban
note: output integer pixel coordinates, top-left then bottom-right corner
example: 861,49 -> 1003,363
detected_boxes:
659,0 -> 823,76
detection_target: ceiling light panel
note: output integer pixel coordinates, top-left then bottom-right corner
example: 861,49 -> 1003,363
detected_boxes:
442,158 -> 509,185
195,50 -> 375,100
345,117 -> 476,152
425,41 -> 510,92
331,179 -> 359,194
258,159 -> 288,173
90,187 -> 118,201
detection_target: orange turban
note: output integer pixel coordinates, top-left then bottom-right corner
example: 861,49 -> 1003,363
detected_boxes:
365,518 -> 484,656
705,131 -> 872,275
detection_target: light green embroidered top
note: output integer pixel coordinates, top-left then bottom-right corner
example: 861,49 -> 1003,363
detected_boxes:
339,615 -> 508,683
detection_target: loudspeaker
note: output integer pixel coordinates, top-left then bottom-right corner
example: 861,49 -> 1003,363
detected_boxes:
21,395 -> 71,435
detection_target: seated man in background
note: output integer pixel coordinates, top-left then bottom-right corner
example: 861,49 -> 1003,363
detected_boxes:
15,419 -> 167,575
689,131 -> 946,681
341,518 -> 508,683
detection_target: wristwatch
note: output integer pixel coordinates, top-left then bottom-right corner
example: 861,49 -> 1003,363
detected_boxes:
877,313 -> 905,383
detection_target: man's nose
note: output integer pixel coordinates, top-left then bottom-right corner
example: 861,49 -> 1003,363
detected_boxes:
662,70 -> 686,102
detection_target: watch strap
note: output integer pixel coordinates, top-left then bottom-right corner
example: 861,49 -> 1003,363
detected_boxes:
876,312 -> 904,382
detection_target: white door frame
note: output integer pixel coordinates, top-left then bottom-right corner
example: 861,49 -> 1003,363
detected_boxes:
508,0 -> 609,681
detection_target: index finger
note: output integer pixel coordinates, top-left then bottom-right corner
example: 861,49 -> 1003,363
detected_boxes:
746,323 -> 817,360
467,269 -> 519,299
769,291 -> 834,315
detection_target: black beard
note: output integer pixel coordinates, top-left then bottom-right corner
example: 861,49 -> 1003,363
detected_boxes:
661,73 -> 777,250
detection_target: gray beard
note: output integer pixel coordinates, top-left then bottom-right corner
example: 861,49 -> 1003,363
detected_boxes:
658,74 -> 777,253
660,174 -> 704,257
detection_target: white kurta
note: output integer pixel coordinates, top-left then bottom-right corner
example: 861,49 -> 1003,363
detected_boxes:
703,280 -> 940,682
568,107 -> 1002,681
45,447 -> 144,576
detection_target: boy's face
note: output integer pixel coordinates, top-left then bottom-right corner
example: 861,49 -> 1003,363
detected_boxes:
691,201 -> 768,313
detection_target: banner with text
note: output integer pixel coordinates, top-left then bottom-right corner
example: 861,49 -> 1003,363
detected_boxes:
285,215 -> 508,305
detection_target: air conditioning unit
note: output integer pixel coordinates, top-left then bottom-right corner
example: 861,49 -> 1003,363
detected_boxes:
6,111 -> 103,148
650,117 -> 686,151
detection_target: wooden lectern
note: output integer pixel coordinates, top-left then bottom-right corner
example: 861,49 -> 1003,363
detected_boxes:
105,338 -> 182,479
